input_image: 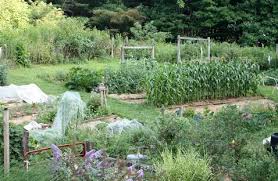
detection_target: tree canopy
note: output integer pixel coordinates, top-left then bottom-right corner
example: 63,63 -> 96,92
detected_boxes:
43,0 -> 278,45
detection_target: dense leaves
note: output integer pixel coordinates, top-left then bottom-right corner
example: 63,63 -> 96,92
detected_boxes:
146,61 -> 259,106
50,0 -> 278,45
0,65 -> 7,86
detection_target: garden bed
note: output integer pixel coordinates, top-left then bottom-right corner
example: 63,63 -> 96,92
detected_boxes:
79,115 -> 121,130
167,97 -> 275,113
109,93 -> 146,104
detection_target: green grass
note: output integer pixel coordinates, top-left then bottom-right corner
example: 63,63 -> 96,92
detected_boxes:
7,59 -> 160,122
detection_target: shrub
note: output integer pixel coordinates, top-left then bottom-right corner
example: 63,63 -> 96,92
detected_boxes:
15,44 -> 30,67
65,67 -> 102,92
155,148 -> 212,181
146,61 -> 259,106
0,65 -> 7,86
85,92 -> 108,118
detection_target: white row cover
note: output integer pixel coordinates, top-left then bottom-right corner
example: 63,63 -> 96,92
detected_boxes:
0,84 -> 49,104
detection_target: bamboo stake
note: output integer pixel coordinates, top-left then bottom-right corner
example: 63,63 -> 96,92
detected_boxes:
3,108 -> 10,174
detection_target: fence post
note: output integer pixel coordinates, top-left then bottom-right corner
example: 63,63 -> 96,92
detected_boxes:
120,46 -> 125,63
207,37 -> 211,61
125,37 -> 129,46
3,108 -> 10,174
177,35 -> 181,63
276,44 -> 278,56
111,37 -> 114,58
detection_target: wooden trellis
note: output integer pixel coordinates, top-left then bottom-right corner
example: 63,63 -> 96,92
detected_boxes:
120,45 -> 155,63
177,35 -> 211,63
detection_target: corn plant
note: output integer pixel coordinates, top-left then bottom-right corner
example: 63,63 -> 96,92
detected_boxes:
145,61 -> 259,106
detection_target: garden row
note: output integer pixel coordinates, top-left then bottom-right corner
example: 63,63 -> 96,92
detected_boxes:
42,60 -> 260,106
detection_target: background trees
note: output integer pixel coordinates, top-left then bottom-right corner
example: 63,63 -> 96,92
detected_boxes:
27,0 -> 278,45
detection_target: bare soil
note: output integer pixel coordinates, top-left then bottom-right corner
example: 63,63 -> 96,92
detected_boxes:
79,115 -> 121,130
167,97 -> 275,114
109,93 -> 146,104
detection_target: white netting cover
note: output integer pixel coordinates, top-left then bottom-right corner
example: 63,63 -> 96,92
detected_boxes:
0,84 -> 48,104
30,91 -> 86,144
107,119 -> 143,135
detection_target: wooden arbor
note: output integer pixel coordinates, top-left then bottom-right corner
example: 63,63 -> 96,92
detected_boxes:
177,36 -> 211,63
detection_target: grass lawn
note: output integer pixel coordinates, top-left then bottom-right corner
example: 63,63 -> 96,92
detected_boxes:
7,59 -> 160,122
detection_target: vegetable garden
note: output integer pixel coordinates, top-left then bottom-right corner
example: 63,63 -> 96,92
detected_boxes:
1,1 -> 278,181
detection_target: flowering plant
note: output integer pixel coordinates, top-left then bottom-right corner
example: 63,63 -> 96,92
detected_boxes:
50,144 -> 144,180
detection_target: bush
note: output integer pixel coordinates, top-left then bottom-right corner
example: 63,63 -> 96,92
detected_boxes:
85,92 -> 108,118
0,65 -> 7,86
155,148 -> 212,181
15,44 -> 30,67
65,67 -> 102,92
146,61 -> 259,106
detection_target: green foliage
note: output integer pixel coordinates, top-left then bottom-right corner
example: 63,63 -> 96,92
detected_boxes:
37,103 -> 57,124
130,21 -> 170,42
15,44 -> 30,67
0,111 -> 23,165
86,8 -> 144,34
86,92 -> 108,118
66,67 -> 102,92
79,127 -> 159,157
262,69 -> 278,86
104,63 -> 146,94
0,65 -> 7,86
155,148 -> 212,181
146,61 -> 259,106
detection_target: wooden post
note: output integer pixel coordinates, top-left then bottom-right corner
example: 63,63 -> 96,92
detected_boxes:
125,37 -> 129,46
276,44 -> 278,56
120,46 -> 124,63
98,83 -> 107,108
3,108 -> 10,174
177,35 -> 181,63
207,37 -> 211,61
111,37 -> 114,58
22,129 -> 30,171
151,46 -> 155,59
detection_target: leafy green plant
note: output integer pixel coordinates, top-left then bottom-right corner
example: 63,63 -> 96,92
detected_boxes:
65,67 -> 102,92
0,65 -> 7,86
146,61 -> 259,106
0,111 -> 23,165
15,44 -> 30,67
155,148 -> 212,181
85,92 -> 108,118
104,63 -> 147,94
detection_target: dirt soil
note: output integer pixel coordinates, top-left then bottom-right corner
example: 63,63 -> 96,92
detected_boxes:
109,93 -> 146,104
79,115 -> 121,130
167,97 -> 276,114
3,102 -> 38,125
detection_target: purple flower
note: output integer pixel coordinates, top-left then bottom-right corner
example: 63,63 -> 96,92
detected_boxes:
96,160 -> 112,169
128,165 -> 134,173
126,179 -> 133,181
137,169 -> 144,178
85,149 -> 96,161
94,150 -> 103,159
50,144 -> 62,161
